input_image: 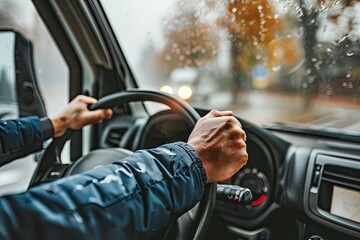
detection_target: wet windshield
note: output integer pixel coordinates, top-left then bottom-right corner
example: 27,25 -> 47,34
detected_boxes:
101,0 -> 360,133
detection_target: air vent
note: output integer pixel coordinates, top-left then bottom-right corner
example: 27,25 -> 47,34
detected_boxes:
306,150 -> 360,234
106,128 -> 128,147
322,165 -> 360,190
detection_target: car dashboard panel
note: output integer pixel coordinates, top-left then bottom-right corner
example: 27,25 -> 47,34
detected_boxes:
100,109 -> 360,240
305,149 -> 360,237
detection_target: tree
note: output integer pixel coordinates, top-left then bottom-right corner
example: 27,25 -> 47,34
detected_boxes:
220,0 -> 283,102
157,1 -> 219,70
225,0 -> 282,46
299,0 -> 360,107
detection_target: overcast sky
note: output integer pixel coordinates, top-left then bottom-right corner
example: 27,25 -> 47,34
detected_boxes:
101,0 -> 175,66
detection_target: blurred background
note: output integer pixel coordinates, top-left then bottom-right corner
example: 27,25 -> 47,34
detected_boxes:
102,0 -> 360,127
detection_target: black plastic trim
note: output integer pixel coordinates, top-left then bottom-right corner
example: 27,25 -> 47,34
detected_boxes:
304,148 -> 360,238
32,0 -> 83,160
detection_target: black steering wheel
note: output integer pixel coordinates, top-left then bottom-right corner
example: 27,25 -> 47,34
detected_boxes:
30,90 -> 216,240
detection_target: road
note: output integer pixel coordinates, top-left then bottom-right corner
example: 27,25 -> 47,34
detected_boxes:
195,90 -> 360,131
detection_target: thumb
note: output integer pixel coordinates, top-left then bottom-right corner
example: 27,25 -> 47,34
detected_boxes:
76,95 -> 98,105
204,109 -> 233,118
82,109 -> 112,125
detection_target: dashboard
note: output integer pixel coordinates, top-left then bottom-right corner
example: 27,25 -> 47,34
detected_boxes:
100,108 -> 360,240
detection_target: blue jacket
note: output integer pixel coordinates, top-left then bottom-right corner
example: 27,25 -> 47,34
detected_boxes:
0,117 -> 207,239
0,116 -> 53,166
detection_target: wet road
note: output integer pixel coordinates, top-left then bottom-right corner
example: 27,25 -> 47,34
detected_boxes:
196,90 -> 360,131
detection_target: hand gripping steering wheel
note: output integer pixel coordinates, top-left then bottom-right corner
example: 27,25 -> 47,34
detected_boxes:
30,90 -> 216,240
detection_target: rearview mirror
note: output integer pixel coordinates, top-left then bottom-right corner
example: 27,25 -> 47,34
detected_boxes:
0,29 -> 46,119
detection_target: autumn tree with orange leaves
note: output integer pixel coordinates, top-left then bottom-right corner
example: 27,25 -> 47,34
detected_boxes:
225,0 -> 281,45
157,0 -> 359,104
220,0 -> 284,102
157,2 -> 219,70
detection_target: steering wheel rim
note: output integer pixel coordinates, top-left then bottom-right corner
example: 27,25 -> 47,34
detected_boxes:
30,89 -> 216,240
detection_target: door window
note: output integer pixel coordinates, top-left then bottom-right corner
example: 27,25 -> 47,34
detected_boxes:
0,0 -> 69,195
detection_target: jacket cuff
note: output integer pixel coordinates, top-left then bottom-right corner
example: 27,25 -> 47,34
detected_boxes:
173,142 -> 207,194
40,117 -> 54,140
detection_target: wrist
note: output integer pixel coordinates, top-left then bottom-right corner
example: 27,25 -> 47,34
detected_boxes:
175,142 -> 207,194
187,141 -> 213,183
51,115 -> 69,138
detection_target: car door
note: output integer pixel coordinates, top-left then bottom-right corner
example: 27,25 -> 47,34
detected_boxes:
0,0 -> 69,196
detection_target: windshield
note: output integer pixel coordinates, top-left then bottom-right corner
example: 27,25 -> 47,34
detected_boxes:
101,0 -> 360,133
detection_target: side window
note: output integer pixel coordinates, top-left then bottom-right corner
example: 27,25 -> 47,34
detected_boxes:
0,0 -> 69,195
0,0 -> 69,116
0,0 -> 69,117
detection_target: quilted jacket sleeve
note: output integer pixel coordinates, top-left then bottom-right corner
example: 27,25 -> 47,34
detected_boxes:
0,142 -> 207,240
0,117 -> 53,166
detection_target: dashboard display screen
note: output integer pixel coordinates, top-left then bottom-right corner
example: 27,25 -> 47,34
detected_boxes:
330,186 -> 360,224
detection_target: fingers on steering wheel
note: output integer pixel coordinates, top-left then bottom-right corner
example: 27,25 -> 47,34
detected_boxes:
205,109 -> 233,118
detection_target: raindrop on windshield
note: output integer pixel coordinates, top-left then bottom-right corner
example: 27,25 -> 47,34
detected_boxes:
346,51 -> 354,57
336,34 -> 349,45
272,65 -> 281,72
343,81 -> 353,88
327,88 -> 335,96
165,55 -> 172,61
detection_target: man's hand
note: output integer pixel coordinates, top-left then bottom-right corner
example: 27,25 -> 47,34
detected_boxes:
187,109 -> 248,183
51,95 -> 113,137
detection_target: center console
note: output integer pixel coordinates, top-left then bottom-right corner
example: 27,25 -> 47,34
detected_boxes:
304,148 -> 360,239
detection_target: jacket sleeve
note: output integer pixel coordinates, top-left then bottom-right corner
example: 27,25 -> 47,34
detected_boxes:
0,142 -> 207,240
0,117 -> 54,166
